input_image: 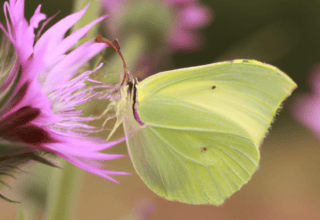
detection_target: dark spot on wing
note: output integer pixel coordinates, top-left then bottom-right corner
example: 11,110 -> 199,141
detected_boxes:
243,60 -> 249,63
200,147 -> 207,152
212,85 -> 216,89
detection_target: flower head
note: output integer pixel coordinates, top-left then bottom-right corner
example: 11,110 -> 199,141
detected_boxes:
291,65 -> 320,138
0,0 -> 128,182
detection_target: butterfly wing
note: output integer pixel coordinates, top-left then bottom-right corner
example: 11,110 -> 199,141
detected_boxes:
121,60 -> 296,205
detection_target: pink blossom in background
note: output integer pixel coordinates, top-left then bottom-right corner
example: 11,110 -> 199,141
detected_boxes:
167,0 -> 212,51
0,0 -> 128,182
103,0 -> 213,51
291,64 -> 320,138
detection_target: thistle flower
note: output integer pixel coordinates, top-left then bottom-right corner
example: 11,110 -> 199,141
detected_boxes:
0,0 -> 128,183
291,65 -> 320,137
103,0 -> 212,51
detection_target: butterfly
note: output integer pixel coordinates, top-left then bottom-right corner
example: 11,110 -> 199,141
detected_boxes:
96,35 -> 297,205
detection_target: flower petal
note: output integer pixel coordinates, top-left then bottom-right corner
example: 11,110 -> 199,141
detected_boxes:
33,4 -> 90,66
59,155 -> 121,183
29,5 -> 46,29
38,16 -> 106,69
40,40 -> 106,94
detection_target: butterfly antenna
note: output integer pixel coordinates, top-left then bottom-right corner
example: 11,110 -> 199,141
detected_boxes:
96,34 -> 130,86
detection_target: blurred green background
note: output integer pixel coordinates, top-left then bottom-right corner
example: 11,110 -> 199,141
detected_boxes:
1,0 -> 320,219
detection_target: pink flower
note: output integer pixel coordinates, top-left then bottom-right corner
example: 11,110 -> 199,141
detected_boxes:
167,0 -> 212,51
0,0 -> 128,182
291,64 -> 320,138
103,0 -> 212,51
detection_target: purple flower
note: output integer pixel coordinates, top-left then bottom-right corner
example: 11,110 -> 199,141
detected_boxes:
291,65 -> 320,138
166,0 -> 213,51
103,0 -> 212,51
0,0 -> 128,182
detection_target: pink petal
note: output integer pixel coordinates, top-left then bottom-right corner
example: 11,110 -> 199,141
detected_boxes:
292,94 -> 320,137
5,0 -> 34,63
60,155 -> 121,183
9,0 -> 24,25
178,4 -> 212,29
41,40 -> 106,93
49,144 -> 126,160
29,5 -> 46,29
15,19 -> 33,59
49,136 -> 128,153
34,4 -> 90,65
3,2 -> 12,36
43,16 -> 106,66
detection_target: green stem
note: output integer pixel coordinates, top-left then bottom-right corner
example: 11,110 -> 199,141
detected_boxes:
44,160 -> 84,220
17,206 -> 24,220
